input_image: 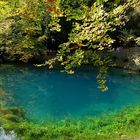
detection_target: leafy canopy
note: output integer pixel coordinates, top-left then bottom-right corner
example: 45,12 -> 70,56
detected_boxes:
0,0 -> 139,90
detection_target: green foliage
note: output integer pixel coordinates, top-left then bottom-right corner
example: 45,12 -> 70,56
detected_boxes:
60,0 -> 88,20
0,0 -> 61,62
117,0 -> 140,48
1,99 -> 140,140
0,0 -> 139,90
135,37 -> 140,46
46,0 -> 134,91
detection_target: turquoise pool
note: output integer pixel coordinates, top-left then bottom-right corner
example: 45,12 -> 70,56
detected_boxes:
0,64 -> 140,122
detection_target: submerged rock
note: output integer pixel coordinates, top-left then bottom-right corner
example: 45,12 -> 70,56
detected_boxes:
0,127 -> 19,140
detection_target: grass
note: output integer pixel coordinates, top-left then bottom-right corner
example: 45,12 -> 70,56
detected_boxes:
1,100 -> 140,140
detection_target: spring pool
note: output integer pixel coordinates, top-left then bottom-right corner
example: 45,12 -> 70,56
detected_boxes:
0,64 -> 140,122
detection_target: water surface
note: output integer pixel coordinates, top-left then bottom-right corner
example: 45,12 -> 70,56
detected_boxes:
0,64 -> 140,121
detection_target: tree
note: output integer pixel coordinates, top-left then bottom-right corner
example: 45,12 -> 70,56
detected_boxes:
45,0 -> 138,91
0,0 -> 61,62
0,0 -> 139,90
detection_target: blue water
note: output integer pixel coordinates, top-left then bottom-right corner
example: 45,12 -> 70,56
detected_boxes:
0,64 -> 140,121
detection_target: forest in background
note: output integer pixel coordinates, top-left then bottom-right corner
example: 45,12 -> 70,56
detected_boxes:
0,0 -> 140,90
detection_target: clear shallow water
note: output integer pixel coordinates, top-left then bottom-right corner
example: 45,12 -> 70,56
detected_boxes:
0,64 -> 140,122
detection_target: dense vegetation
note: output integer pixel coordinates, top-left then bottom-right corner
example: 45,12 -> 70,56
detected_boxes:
0,1 -> 140,139
0,0 -> 140,90
1,93 -> 140,140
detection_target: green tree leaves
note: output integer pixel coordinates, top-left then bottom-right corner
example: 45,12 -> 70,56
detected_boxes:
50,1 -> 133,90
0,0 -> 139,90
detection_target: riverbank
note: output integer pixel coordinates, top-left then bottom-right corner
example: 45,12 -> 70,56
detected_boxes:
1,102 -> 140,140
1,47 -> 140,73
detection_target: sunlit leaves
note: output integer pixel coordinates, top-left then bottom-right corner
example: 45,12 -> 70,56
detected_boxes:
0,0 -> 62,62
52,1 -> 134,91
0,0 -> 139,90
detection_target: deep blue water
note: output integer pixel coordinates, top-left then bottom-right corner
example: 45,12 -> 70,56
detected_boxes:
0,64 -> 140,121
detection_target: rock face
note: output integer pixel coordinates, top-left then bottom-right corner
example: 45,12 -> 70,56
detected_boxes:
111,47 -> 140,72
